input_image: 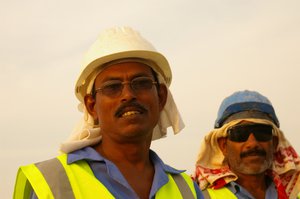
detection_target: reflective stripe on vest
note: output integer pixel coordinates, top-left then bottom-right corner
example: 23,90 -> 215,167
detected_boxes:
14,154 -> 196,199
155,172 -> 196,199
202,187 -> 237,199
172,174 -> 195,199
35,158 -> 75,198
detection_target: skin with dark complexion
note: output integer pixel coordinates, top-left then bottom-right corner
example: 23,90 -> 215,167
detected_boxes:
84,62 -> 167,199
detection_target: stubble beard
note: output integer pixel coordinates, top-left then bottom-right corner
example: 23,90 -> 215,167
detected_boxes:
229,154 -> 273,175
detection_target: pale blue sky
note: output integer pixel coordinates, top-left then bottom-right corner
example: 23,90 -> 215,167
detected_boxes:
1,0 -> 300,198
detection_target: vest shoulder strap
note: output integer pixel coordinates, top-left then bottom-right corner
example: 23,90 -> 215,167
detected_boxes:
35,157 -> 75,199
172,173 -> 196,199
202,189 -> 211,199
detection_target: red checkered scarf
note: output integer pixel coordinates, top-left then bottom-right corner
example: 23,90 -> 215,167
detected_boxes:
193,119 -> 300,199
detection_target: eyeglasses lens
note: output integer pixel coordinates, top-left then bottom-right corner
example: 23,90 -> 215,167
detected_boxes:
101,81 -> 123,97
228,124 -> 273,142
132,77 -> 155,90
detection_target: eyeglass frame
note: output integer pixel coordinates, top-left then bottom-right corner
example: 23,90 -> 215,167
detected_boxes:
91,69 -> 160,98
92,76 -> 159,98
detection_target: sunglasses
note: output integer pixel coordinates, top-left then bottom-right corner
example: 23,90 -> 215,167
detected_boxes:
227,124 -> 273,142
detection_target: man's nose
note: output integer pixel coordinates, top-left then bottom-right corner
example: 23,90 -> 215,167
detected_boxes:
120,83 -> 137,99
245,133 -> 260,144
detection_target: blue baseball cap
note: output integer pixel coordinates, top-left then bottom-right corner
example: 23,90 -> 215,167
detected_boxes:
214,90 -> 279,128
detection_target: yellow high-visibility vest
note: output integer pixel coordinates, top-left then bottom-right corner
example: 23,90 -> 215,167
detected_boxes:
13,153 -> 197,199
202,187 -> 237,199
202,184 -> 300,199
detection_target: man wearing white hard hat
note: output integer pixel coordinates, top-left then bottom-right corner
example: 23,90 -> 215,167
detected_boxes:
13,26 -> 203,199
193,90 -> 300,199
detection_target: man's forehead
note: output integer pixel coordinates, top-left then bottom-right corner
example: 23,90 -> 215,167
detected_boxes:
99,60 -> 152,74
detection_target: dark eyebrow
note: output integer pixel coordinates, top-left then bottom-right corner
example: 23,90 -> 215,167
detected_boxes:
99,71 -> 153,82
99,76 -> 122,82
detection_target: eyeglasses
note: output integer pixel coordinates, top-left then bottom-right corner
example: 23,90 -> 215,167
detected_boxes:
94,76 -> 157,98
227,124 -> 273,142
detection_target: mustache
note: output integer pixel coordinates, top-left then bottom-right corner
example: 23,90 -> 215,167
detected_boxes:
115,101 -> 147,117
240,148 -> 266,158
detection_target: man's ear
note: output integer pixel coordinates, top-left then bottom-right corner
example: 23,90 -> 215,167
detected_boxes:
157,84 -> 168,111
84,94 -> 98,120
218,137 -> 228,156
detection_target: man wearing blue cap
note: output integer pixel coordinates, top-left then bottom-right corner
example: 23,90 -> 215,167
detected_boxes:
193,90 -> 300,199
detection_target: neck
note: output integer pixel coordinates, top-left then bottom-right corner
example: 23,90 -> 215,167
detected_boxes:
94,136 -> 152,166
236,172 -> 268,199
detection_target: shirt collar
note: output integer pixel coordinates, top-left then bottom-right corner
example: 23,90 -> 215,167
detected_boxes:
67,146 -> 184,174
68,146 -> 104,163
227,176 -> 275,195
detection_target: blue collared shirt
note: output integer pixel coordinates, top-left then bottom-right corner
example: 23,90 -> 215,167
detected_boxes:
226,179 -> 278,199
31,147 -> 203,199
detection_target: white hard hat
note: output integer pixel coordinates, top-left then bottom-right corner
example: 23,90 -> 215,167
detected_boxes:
75,26 -> 172,102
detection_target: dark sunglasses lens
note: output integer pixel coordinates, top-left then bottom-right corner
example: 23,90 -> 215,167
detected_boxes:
228,124 -> 273,142
228,127 -> 249,142
252,125 -> 273,141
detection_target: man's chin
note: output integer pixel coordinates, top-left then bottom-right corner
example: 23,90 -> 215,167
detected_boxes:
238,162 -> 271,175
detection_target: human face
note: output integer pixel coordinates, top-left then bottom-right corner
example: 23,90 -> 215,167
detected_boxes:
219,124 -> 277,175
85,62 -> 167,142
